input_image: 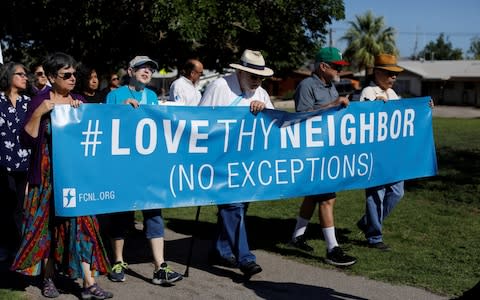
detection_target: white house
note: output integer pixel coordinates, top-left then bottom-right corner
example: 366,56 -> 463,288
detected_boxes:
396,60 -> 480,106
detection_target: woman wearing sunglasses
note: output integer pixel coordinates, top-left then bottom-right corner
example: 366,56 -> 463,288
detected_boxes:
11,52 -> 113,299
98,72 -> 121,102
29,62 -> 50,96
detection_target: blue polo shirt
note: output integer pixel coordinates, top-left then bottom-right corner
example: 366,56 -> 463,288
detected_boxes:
294,73 -> 339,112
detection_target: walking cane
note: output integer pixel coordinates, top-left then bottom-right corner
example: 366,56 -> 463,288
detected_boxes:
184,206 -> 201,277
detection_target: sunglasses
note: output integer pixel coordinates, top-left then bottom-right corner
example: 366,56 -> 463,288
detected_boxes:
35,71 -> 45,76
385,70 -> 400,77
111,77 -> 120,81
324,63 -> 342,72
57,72 -> 77,80
14,72 -> 28,78
247,73 -> 265,81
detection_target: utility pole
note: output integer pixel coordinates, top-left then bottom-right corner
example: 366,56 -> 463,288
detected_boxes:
413,26 -> 419,60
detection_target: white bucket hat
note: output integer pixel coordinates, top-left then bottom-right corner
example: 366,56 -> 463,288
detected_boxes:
229,49 -> 274,77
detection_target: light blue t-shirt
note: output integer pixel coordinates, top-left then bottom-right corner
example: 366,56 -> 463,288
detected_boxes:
106,85 -> 158,105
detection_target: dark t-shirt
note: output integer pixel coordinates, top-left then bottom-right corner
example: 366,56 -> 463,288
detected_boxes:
83,92 -> 105,104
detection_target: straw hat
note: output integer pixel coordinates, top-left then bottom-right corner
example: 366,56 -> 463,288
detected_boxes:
229,49 -> 274,77
374,54 -> 403,72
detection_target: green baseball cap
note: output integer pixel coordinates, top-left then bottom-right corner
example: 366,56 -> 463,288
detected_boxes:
315,47 -> 349,65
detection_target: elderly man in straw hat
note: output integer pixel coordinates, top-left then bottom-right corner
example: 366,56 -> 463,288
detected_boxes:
359,53 -> 404,102
199,49 -> 274,278
356,53 -> 406,251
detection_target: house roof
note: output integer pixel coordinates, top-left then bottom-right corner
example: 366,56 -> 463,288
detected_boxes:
398,60 -> 480,80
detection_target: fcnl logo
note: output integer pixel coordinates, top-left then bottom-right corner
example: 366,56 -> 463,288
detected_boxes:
63,188 -> 77,208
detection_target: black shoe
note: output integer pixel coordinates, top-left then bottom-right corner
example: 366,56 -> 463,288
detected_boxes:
152,262 -> 183,285
356,220 -> 367,233
289,235 -> 314,252
240,261 -> 262,278
208,252 -> 237,268
325,246 -> 357,267
368,242 -> 391,251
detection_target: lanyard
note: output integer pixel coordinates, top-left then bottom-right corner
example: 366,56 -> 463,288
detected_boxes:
230,93 -> 244,106
141,89 -> 147,104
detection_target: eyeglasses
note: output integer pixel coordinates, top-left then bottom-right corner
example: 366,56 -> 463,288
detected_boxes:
14,72 -> 28,78
324,63 -> 342,72
57,72 -> 77,80
35,71 -> 45,77
247,73 -> 265,81
111,77 -> 119,81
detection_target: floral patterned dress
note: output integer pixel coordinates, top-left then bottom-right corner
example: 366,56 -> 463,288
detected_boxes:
11,118 -> 110,279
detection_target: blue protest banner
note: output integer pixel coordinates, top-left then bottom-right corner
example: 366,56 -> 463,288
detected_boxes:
52,97 -> 437,216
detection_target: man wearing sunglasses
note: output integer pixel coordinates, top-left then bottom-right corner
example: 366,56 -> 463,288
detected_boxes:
199,49 -> 274,278
290,47 -> 357,267
359,53 -> 403,103
356,53 -> 404,251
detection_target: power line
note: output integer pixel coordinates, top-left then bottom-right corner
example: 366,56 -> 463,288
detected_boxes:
332,27 -> 480,38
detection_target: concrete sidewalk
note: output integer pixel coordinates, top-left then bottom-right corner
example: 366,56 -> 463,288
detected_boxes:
14,228 -> 448,300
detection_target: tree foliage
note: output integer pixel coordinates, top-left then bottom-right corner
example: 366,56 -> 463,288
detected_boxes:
340,11 -> 398,72
468,36 -> 480,59
418,33 -> 463,60
1,0 -> 345,76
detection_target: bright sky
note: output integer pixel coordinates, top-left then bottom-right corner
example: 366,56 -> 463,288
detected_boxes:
330,0 -> 480,58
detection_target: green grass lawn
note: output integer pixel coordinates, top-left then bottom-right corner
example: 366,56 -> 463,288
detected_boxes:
163,117 -> 480,297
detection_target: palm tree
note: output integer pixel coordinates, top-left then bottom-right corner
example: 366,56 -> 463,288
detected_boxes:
340,11 -> 398,73
468,36 -> 480,59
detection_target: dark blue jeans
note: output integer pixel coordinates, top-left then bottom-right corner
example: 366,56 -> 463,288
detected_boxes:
214,203 -> 255,266
358,181 -> 404,244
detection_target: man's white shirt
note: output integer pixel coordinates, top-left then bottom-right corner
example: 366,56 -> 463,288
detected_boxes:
168,76 -> 202,106
360,82 -> 400,101
199,73 -> 273,108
